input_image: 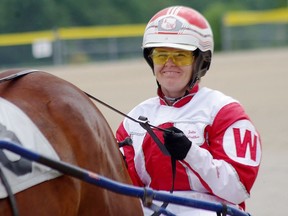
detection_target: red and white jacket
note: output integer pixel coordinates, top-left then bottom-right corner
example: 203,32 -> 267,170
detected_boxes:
116,84 -> 262,210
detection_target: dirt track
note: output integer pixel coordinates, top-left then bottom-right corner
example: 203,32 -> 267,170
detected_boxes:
41,47 -> 288,216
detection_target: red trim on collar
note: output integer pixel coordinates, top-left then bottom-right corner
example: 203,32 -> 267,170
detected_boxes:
158,84 -> 199,107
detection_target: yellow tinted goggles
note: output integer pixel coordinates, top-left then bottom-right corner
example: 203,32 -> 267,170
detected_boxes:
150,49 -> 194,66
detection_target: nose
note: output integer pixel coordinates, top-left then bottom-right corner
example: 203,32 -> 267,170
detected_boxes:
164,57 -> 176,66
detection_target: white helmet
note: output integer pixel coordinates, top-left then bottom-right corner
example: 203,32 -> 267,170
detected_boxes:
143,6 -> 214,88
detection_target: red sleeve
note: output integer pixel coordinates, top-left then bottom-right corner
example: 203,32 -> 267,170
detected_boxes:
209,102 -> 261,193
116,122 -> 144,187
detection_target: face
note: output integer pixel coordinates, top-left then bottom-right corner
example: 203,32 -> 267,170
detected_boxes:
151,47 -> 194,98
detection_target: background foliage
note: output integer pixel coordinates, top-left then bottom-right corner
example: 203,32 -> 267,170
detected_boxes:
0,0 -> 286,67
0,0 -> 286,33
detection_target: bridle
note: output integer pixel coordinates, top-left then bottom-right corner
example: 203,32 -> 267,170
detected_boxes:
84,87 -> 177,216
0,69 -> 176,216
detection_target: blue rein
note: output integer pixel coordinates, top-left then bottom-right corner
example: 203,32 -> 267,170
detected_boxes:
0,140 -> 251,216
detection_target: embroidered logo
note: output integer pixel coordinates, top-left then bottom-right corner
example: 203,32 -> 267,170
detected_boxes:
187,130 -> 200,139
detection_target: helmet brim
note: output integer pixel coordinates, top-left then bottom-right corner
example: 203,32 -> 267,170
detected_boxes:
143,43 -> 197,51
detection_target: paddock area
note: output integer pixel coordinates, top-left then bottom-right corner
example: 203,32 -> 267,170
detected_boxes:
41,47 -> 288,216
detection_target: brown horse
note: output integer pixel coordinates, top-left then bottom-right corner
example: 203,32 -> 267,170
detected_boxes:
0,69 -> 143,216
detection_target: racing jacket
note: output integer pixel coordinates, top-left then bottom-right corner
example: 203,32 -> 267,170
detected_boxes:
116,84 -> 262,209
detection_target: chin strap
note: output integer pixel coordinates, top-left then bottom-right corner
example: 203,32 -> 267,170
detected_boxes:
160,87 -> 191,105
163,95 -> 182,104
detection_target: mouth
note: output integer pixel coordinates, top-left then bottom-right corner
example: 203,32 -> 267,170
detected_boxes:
162,71 -> 181,76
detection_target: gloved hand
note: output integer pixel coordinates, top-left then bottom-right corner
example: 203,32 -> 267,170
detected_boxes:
163,127 -> 192,160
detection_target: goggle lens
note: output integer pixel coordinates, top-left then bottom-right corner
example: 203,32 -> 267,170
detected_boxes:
150,49 -> 194,66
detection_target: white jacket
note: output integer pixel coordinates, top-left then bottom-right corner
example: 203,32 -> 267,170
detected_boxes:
116,84 -> 262,213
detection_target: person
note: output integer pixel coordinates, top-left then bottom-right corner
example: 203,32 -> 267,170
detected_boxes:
116,5 -> 262,216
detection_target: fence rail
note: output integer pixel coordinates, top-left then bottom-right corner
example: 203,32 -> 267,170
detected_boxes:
0,24 -> 146,46
222,8 -> 288,50
223,8 -> 288,26
0,24 -> 146,68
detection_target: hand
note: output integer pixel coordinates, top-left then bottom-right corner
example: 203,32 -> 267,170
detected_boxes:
163,127 -> 192,160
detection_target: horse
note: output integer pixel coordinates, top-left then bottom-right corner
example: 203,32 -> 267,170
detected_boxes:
0,69 -> 143,216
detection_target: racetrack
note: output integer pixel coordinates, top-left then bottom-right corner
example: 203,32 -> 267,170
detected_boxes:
41,47 -> 288,216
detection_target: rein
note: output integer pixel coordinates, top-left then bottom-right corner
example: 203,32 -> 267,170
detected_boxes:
85,91 -> 177,216
0,167 -> 19,216
0,69 -> 39,83
0,140 -> 249,216
84,92 -> 171,134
